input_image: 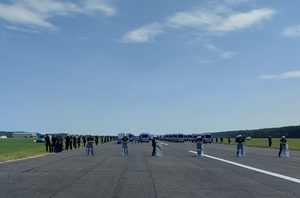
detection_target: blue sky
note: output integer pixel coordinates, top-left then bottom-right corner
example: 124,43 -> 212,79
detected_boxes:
1,0 -> 300,136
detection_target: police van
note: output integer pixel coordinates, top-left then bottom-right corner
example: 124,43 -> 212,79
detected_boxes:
117,133 -> 125,144
203,134 -> 212,144
140,133 -> 150,143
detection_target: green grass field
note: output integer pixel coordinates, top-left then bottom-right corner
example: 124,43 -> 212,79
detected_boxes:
0,138 -> 47,162
215,138 -> 300,151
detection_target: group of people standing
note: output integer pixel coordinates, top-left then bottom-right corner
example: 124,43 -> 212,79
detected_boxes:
44,134 -> 103,155
44,134 -> 64,153
120,134 -> 159,156
196,135 -> 289,158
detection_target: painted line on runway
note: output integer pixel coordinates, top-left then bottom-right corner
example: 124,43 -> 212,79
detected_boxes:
159,142 -> 169,146
189,150 -> 300,184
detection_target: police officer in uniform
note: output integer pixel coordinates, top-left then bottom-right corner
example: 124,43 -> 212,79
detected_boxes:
279,136 -> 287,157
235,135 -> 245,157
152,136 -> 156,156
122,135 -> 129,156
45,134 -> 51,152
196,136 -> 203,157
86,135 -> 94,156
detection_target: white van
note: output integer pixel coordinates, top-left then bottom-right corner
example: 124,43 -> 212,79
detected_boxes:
117,133 -> 125,144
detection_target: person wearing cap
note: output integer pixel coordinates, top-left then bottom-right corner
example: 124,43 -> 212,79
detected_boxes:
279,136 -> 288,157
196,136 -> 203,157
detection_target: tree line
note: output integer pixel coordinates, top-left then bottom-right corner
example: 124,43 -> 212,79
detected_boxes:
210,125 -> 300,138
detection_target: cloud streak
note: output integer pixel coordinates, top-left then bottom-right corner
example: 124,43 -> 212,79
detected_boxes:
121,3 -> 275,45
282,25 -> 300,38
204,43 -> 236,59
260,71 -> 300,79
0,0 -> 116,31
120,23 -> 165,43
167,7 -> 275,33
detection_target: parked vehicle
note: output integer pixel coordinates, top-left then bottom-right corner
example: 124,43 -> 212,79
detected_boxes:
37,135 -> 45,142
117,133 -> 125,144
203,134 -> 212,144
140,133 -> 150,143
177,133 -> 185,143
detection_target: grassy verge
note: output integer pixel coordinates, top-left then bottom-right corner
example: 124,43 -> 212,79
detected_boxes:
0,138 -> 47,162
214,138 -> 300,151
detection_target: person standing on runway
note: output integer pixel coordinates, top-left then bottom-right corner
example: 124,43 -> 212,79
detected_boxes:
86,135 -> 94,156
45,134 -> 51,152
279,136 -> 287,157
196,136 -> 203,157
122,135 -> 129,156
152,136 -> 157,156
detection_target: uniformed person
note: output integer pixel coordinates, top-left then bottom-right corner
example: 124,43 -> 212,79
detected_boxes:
235,135 -> 245,157
279,136 -> 287,157
122,135 -> 129,156
45,134 -> 51,152
86,135 -> 94,156
196,136 -> 203,157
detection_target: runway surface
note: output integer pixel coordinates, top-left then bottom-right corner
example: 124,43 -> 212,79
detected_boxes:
1,141 -> 300,198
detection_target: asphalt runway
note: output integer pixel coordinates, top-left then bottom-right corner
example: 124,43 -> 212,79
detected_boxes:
1,141 -> 300,198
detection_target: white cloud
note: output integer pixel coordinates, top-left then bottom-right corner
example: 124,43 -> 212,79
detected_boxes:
0,0 -> 116,31
282,25 -> 300,38
214,8 -> 275,32
167,7 -> 275,34
120,3 -> 275,44
204,43 -> 236,59
120,23 -> 165,43
260,71 -> 300,79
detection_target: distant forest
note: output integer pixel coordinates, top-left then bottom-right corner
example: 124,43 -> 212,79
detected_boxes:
210,125 -> 300,138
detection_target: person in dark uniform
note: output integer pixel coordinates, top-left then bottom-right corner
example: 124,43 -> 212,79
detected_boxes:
69,137 -> 73,150
65,135 -> 70,151
152,136 -> 156,156
73,136 -> 77,149
86,135 -> 94,156
228,136 -> 231,144
51,135 -> 57,153
77,136 -> 81,148
82,136 -> 86,147
279,136 -> 287,157
268,136 -> 272,147
95,136 -> 99,146
45,134 -> 51,152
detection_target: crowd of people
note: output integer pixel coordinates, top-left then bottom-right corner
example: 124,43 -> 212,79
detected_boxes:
44,134 -> 112,154
44,134 -> 289,158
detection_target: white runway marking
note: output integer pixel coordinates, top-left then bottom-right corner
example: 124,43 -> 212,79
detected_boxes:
189,150 -> 300,184
159,142 -> 169,146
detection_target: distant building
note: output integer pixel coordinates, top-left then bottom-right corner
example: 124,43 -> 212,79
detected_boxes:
13,132 -> 37,138
0,136 -> 7,138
